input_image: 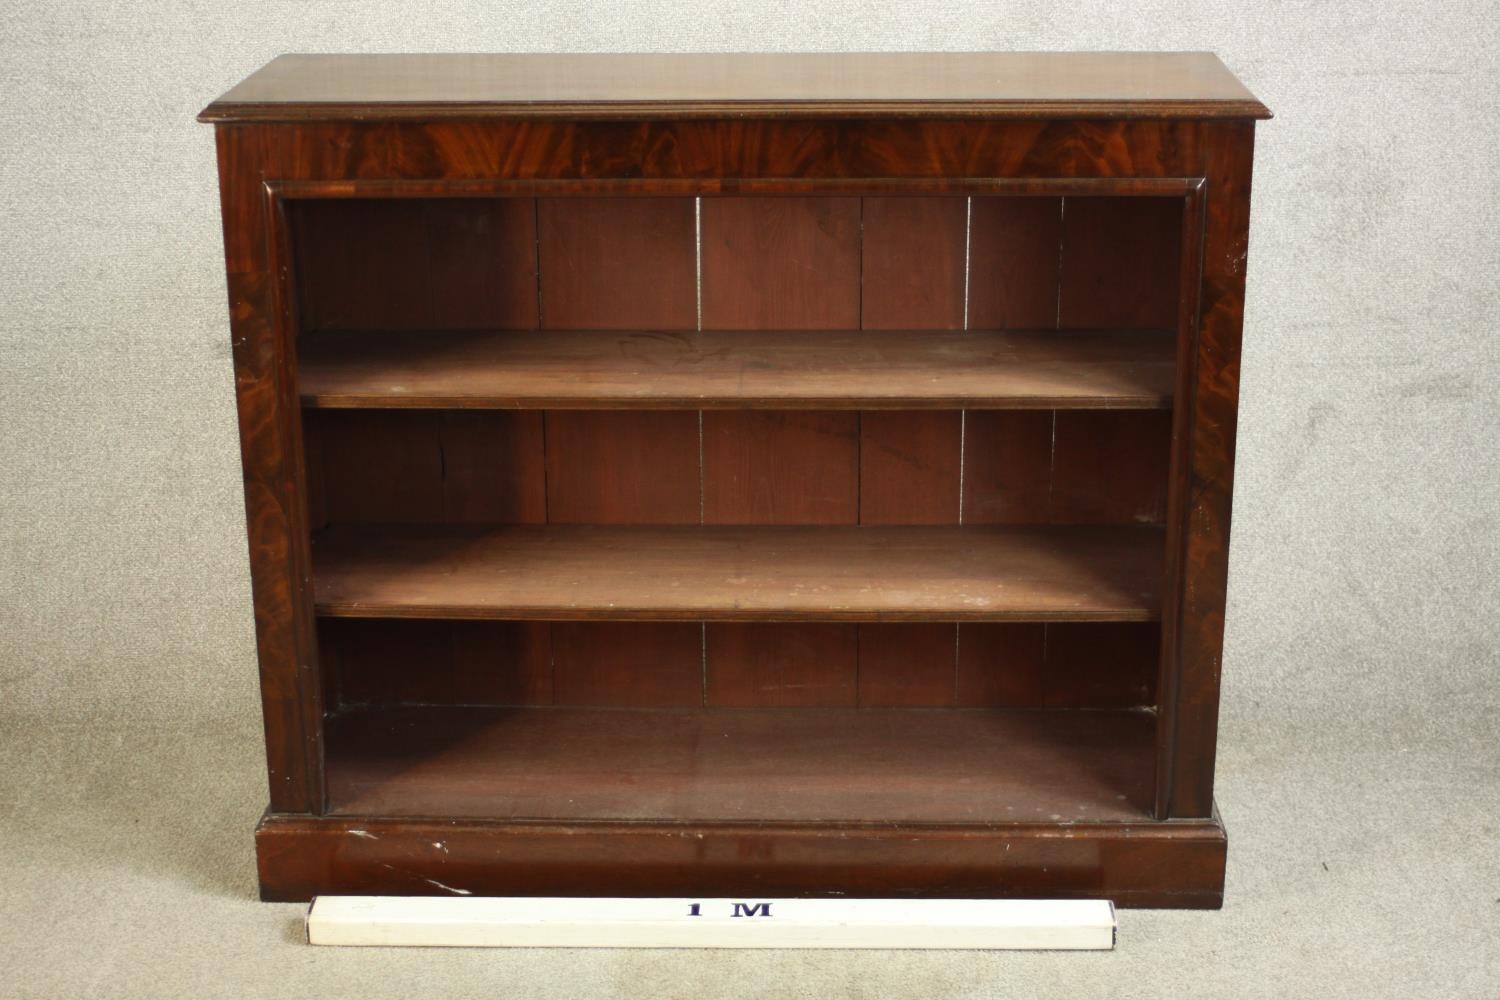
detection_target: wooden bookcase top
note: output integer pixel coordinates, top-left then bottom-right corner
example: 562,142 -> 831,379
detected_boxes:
199,51 -> 1270,122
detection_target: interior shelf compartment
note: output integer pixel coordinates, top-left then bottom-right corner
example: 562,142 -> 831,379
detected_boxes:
296,328 -> 1176,410
311,523 -> 1166,623
324,704 -> 1157,823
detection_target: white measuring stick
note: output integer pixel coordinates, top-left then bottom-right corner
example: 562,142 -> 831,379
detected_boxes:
306,896 -> 1116,950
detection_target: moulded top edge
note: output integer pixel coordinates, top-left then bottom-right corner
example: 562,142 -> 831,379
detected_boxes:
197,52 -> 1273,123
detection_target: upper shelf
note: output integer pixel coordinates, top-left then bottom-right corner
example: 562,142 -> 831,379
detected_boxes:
199,52 -> 1271,123
298,329 -> 1176,411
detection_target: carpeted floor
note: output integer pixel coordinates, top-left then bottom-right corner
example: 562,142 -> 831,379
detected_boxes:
3,703 -> 1495,999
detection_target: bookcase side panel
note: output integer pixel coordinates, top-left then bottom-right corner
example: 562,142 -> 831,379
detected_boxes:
214,126 -> 325,814
1162,122 -> 1255,819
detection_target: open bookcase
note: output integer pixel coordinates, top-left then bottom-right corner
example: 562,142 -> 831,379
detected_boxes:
202,53 -> 1268,907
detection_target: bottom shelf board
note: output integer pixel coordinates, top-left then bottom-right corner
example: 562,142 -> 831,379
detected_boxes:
325,705 -> 1156,824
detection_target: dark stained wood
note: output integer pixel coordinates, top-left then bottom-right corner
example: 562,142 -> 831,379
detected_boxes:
705,624 -> 858,707
209,54 -> 1264,905
967,197 -> 1063,329
1045,623 -> 1158,708
284,178 -> 1205,200
552,623 -> 703,707
291,198 -> 538,331
312,524 -> 1166,622
218,184 -> 324,815
302,410 -> 545,524
222,123 -> 1210,217
537,197 -> 696,331
855,403 -> 962,696
1051,410 -> 1173,524
201,52 -> 1270,122
961,411 -> 1054,525
701,197 -> 861,330
297,328 -> 1177,410
859,411 -> 962,525
1059,197 -> 1184,330
961,409 -> 1173,527
860,197 -> 966,330
543,410 -> 699,524
855,190 -> 967,607
437,411 -> 547,524
258,810 -> 1228,907
1158,123 -> 1255,819
956,622 -> 1158,710
700,404 -> 858,706
305,411 -> 443,523
701,412 -> 858,524
857,624 -> 957,707
322,619 -> 552,708
322,705 -> 1156,822
956,624 -> 1047,707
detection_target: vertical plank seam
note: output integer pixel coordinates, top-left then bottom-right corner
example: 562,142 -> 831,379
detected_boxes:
956,195 -> 974,703
532,198 -> 544,329
962,196 -> 972,332
539,403 -> 556,701
952,622 -> 962,708
694,196 -> 703,332
1050,196 -> 1064,524
959,195 -> 971,525
437,415 -> 450,522
857,196 -> 864,331
853,621 -> 862,708
854,197 -> 866,705
695,196 -> 707,705
1054,197 -> 1066,329
855,198 -> 865,525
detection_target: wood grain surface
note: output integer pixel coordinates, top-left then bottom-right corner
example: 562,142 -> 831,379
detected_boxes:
311,524 -> 1166,622
201,52 -> 1270,122
257,809 -> 1228,907
297,329 -> 1177,410
322,704 -> 1157,822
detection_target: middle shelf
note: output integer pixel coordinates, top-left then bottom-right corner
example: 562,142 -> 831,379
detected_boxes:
312,523 -> 1165,622
297,328 -> 1176,410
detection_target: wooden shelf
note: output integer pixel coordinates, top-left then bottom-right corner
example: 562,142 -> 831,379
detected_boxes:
325,705 -> 1157,823
312,523 -> 1164,622
297,329 -> 1175,410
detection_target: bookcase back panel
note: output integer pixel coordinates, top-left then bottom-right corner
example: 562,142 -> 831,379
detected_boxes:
860,196 -> 967,330
304,406 -> 1171,530
289,194 -> 1183,336
537,197 -> 698,330
302,410 -> 547,528
292,198 -> 539,331
295,192 -> 1179,713
1058,196 -> 1184,330
320,619 -> 1158,712
961,409 -> 1174,525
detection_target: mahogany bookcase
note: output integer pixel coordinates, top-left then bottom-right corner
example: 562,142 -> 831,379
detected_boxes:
200,52 -> 1269,907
